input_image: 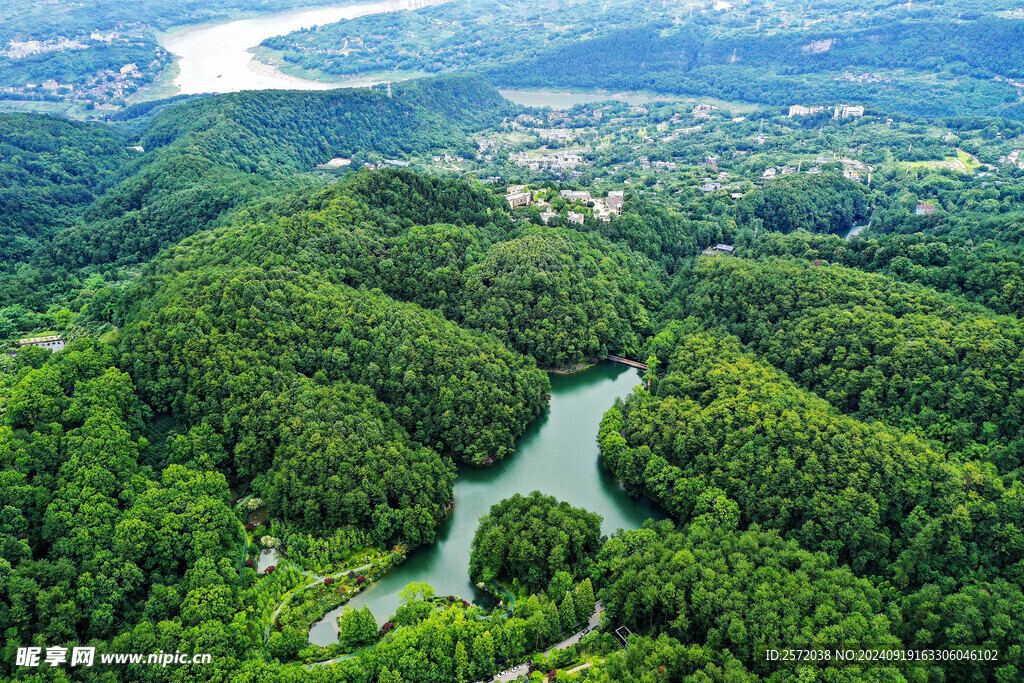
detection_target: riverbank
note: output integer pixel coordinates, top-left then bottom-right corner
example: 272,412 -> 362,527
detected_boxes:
250,44 -> 427,89
157,1 -> 452,96
545,359 -> 600,375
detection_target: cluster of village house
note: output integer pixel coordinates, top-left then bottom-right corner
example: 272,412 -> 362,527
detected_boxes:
1000,150 -> 1024,169
0,61 -> 151,105
1,37 -> 86,59
837,72 -> 893,85
0,31 -> 158,105
315,157 -> 412,170
759,156 -> 870,182
504,188 -> 624,224
509,151 -> 586,175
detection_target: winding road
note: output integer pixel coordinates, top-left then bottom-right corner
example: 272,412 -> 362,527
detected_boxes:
263,563 -> 374,642
474,603 -> 606,683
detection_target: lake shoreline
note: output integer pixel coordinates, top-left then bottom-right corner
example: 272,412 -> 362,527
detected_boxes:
310,362 -> 665,644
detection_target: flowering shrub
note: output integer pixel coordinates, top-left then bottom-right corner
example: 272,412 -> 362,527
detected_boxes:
355,576 -> 366,584
265,565 -> 276,574
245,558 -> 255,568
324,577 -> 333,585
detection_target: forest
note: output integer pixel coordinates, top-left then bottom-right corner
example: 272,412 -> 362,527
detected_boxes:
3,59 -> 1024,682
664,258 -> 1024,471
0,74 -> 506,317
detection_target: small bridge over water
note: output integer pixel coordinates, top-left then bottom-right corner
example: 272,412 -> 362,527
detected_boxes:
606,355 -> 648,371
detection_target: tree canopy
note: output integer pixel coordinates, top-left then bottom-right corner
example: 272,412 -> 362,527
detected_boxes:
469,492 -> 603,595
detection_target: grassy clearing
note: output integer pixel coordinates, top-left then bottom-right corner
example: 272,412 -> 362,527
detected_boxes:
901,149 -> 981,174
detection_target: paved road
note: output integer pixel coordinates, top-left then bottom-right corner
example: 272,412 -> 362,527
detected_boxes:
476,603 -> 605,683
542,603 -> 604,657
264,563 -> 374,642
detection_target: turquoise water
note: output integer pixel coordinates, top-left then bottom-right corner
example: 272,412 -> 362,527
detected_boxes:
309,362 -> 665,644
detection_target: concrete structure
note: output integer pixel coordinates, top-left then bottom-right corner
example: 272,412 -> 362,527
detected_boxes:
316,157 -> 352,169
561,189 -> 593,200
505,191 -> 532,209
9,336 -> 65,356
510,152 -> 584,173
915,204 -> 938,215
833,104 -> 865,119
605,191 -> 624,215
788,105 -> 825,117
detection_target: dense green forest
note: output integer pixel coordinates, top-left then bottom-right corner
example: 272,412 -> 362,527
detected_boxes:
485,19 -> 1024,119
664,258 -> 1024,471
0,340 -> 240,651
749,219 -> 1024,317
599,325 -> 1024,678
0,114 -> 130,264
597,518 -> 906,678
735,172 -> 869,235
0,75 -> 506,317
254,380 -> 456,547
259,0 -> 643,77
461,229 -> 660,367
4,46 -> 1024,681
469,492 -> 602,595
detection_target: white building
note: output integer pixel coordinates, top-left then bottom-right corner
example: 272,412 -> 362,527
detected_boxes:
505,191 -> 532,209
833,104 -> 865,119
559,190 -> 592,201
788,105 -> 825,117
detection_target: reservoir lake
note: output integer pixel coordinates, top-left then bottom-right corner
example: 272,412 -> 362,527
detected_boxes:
309,362 -> 666,645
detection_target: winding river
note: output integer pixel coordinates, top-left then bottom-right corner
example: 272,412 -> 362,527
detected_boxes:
162,0 -> 445,95
158,1 -> 680,106
308,362 -> 666,646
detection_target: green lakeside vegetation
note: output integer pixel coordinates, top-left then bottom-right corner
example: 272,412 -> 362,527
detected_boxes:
2,49 -> 1024,682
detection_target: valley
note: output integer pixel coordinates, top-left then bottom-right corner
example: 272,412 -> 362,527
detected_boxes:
2,2 -> 1024,682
